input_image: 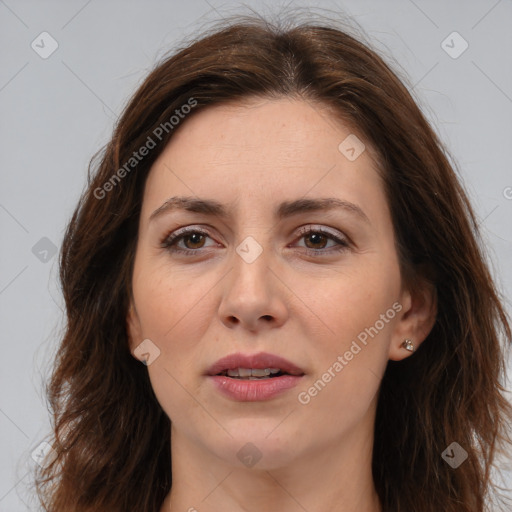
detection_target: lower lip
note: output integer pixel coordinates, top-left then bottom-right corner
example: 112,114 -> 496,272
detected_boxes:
208,375 -> 304,401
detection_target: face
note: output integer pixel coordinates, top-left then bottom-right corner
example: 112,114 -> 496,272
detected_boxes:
127,97 -> 415,470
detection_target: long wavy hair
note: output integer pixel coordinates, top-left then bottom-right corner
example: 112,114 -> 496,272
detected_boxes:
33,12 -> 512,512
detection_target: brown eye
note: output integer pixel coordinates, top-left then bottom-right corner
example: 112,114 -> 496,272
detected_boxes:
304,232 -> 329,249
294,226 -> 350,257
182,233 -> 207,249
161,228 -> 216,256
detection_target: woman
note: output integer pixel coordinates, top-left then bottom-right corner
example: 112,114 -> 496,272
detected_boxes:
34,13 -> 512,512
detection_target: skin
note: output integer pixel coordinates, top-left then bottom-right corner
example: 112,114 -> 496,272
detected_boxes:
126,97 -> 436,512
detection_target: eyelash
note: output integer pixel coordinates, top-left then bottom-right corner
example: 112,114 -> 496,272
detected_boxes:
160,225 -> 350,258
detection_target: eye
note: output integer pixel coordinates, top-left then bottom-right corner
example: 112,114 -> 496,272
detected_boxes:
161,227 -> 218,256
161,225 -> 350,257
292,226 -> 350,257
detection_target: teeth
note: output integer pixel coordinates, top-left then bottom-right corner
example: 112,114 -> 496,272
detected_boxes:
238,368 -> 252,378
251,368 -> 271,377
225,368 -> 280,378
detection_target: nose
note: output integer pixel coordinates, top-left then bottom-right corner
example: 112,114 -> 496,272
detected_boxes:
218,243 -> 289,332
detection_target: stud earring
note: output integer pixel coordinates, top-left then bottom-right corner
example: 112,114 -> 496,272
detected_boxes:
401,339 -> 415,352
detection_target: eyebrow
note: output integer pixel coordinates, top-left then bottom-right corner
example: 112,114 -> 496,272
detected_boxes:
149,196 -> 370,224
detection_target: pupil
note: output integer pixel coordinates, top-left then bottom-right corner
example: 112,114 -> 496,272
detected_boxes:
186,233 -> 205,249
305,233 -> 326,249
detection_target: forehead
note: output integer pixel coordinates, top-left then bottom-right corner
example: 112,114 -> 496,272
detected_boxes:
159,96 -> 376,165
141,97 -> 386,224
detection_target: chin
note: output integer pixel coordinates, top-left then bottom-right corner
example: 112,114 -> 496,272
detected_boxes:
205,420 -> 303,470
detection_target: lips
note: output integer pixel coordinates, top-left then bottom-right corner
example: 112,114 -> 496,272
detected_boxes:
206,351 -> 305,402
206,352 -> 306,377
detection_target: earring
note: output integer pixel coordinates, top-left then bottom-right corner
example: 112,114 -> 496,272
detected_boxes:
401,339 -> 415,352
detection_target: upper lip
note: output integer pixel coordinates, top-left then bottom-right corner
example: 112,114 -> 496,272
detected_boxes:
206,352 -> 306,376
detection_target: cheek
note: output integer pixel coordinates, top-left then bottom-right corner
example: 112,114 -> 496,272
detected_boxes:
131,260 -> 215,416
133,266 -> 211,424
132,256 -> 217,346
294,368 -> 381,450
291,255 -> 400,416
294,254 -> 401,349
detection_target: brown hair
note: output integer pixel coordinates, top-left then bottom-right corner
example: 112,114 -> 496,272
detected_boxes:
33,13 -> 512,512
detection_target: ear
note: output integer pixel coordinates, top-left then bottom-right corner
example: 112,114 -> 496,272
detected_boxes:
126,302 -> 144,359
388,274 -> 437,361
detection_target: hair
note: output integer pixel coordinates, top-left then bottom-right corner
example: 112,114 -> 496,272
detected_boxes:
33,11 -> 512,512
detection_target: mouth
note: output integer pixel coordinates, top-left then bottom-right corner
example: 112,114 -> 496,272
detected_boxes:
206,351 -> 306,378
215,368 -> 298,379
206,352 -> 306,401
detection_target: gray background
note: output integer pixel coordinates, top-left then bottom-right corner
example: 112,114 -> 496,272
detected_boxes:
1,0 -> 511,510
